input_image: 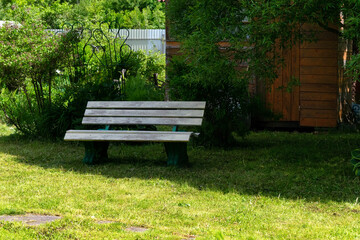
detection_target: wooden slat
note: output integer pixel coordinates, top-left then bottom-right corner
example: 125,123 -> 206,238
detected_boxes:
166,48 -> 181,57
300,75 -> 337,84
301,109 -> 337,118
300,58 -> 337,67
64,130 -> 193,142
301,23 -> 338,31
282,48 -> 291,121
300,84 -> 338,93
302,31 -> 338,41
87,101 -> 206,109
300,92 -> 337,101
300,66 -> 337,76
300,100 -> 337,110
273,64 -> 283,119
82,117 -> 203,126
300,49 -> 338,58
84,109 -> 205,118
301,41 -> 338,49
300,118 -> 337,127
166,41 -> 181,48
291,41 -> 300,121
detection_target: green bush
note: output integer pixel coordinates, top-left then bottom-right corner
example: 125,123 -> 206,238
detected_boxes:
0,19 -> 165,139
166,1 -> 253,147
0,85 -> 69,139
125,75 -> 164,101
0,0 -> 165,29
168,54 -> 250,147
0,19 -> 72,138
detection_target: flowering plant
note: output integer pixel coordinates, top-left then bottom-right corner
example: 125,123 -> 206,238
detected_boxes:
0,20 -> 68,110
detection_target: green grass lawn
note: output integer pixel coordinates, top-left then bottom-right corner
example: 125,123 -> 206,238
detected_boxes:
0,123 -> 360,239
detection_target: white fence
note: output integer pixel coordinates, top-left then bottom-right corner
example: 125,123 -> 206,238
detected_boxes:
47,29 -> 166,54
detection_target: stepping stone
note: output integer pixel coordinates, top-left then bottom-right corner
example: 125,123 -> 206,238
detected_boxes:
96,220 -> 116,224
0,214 -> 62,226
181,235 -> 196,240
126,226 -> 148,232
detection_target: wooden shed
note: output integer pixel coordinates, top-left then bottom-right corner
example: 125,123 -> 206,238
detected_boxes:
255,24 -> 352,128
165,5 -> 352,128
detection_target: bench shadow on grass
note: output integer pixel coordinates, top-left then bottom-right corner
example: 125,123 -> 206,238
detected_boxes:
1,132 -> 360,203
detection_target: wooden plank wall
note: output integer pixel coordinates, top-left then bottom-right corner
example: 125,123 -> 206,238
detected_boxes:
299,27 -> 339,127
265,45 -> 300,122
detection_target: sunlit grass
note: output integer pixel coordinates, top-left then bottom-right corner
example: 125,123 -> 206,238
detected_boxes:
0,124 -> 360,239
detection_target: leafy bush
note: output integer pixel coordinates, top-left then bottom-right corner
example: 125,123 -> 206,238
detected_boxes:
168,54 -> 250,147
0,20 -> 72,137
167,1 -> 251,147
125,75 -> 164,101
0,18 -> 165,139
351,149 -> 360,176
0,0 -> 165,29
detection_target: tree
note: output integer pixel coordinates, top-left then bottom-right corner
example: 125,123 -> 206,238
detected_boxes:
166,0 -> 360,147
0,0 -> 165,29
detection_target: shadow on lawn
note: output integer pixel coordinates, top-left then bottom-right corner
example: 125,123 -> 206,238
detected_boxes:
1,131 -> 360,203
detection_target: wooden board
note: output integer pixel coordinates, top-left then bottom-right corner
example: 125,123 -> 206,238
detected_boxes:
300,66 -> 337,76
302,31 -> 338,41
300,109 -> 337,118
291,42 -> 300,121
166,41 -> 181,48
300,118 -> 337,127
282,48 -> 292,120
300,23 -> 339,32
265,45 -> 300,122
82,117 -> 203,126
300,75 -> 337,84
300,100 -> 337,110
87,101 -> 206,109
300,49 -> 338,58
64,130 -> 193,142
300,92 -> 337,101
301,41 -> 338,49
300,84 -> 338,93
300,58 -> 338,67
84,109 -> 205,118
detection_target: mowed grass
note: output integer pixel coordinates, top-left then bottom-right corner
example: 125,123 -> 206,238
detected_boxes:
0,124 -> 360,239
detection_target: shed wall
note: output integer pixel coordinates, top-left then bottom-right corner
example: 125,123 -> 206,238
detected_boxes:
166,24 -> 342,128
299,28 -> 339,127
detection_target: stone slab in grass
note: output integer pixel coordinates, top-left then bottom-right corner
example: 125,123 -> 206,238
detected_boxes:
96,220 -> 116,224
125,226 -> 148,232
0,214 -> 62,226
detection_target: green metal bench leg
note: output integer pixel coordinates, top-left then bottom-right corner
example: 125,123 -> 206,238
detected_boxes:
164,142 -> 189,167
83,142 -> 109,165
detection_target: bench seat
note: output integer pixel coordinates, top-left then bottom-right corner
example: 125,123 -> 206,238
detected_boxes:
65,130 -> 196,142
64,101 -> 206,166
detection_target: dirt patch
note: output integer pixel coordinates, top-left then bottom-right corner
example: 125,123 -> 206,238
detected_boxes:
0,214 -> 62,226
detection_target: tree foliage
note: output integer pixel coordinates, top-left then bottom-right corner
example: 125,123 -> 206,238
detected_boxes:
0,0 -> 165,29
167,0 -> 360,147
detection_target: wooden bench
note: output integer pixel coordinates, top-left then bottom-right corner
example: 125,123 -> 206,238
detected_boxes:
64,101 -> 206,166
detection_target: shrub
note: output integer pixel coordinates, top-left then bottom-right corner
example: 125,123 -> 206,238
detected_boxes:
0,20 -> 165,139
0,20 -> 72,138
166,0 -> 253,147
168,54 -> 250,147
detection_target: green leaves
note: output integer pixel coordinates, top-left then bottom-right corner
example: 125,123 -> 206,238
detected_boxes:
0,0 -> 165,29
351,149 -> 360,176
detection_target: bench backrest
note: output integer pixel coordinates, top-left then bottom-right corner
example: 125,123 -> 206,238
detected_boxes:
82,101 -> 206,126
